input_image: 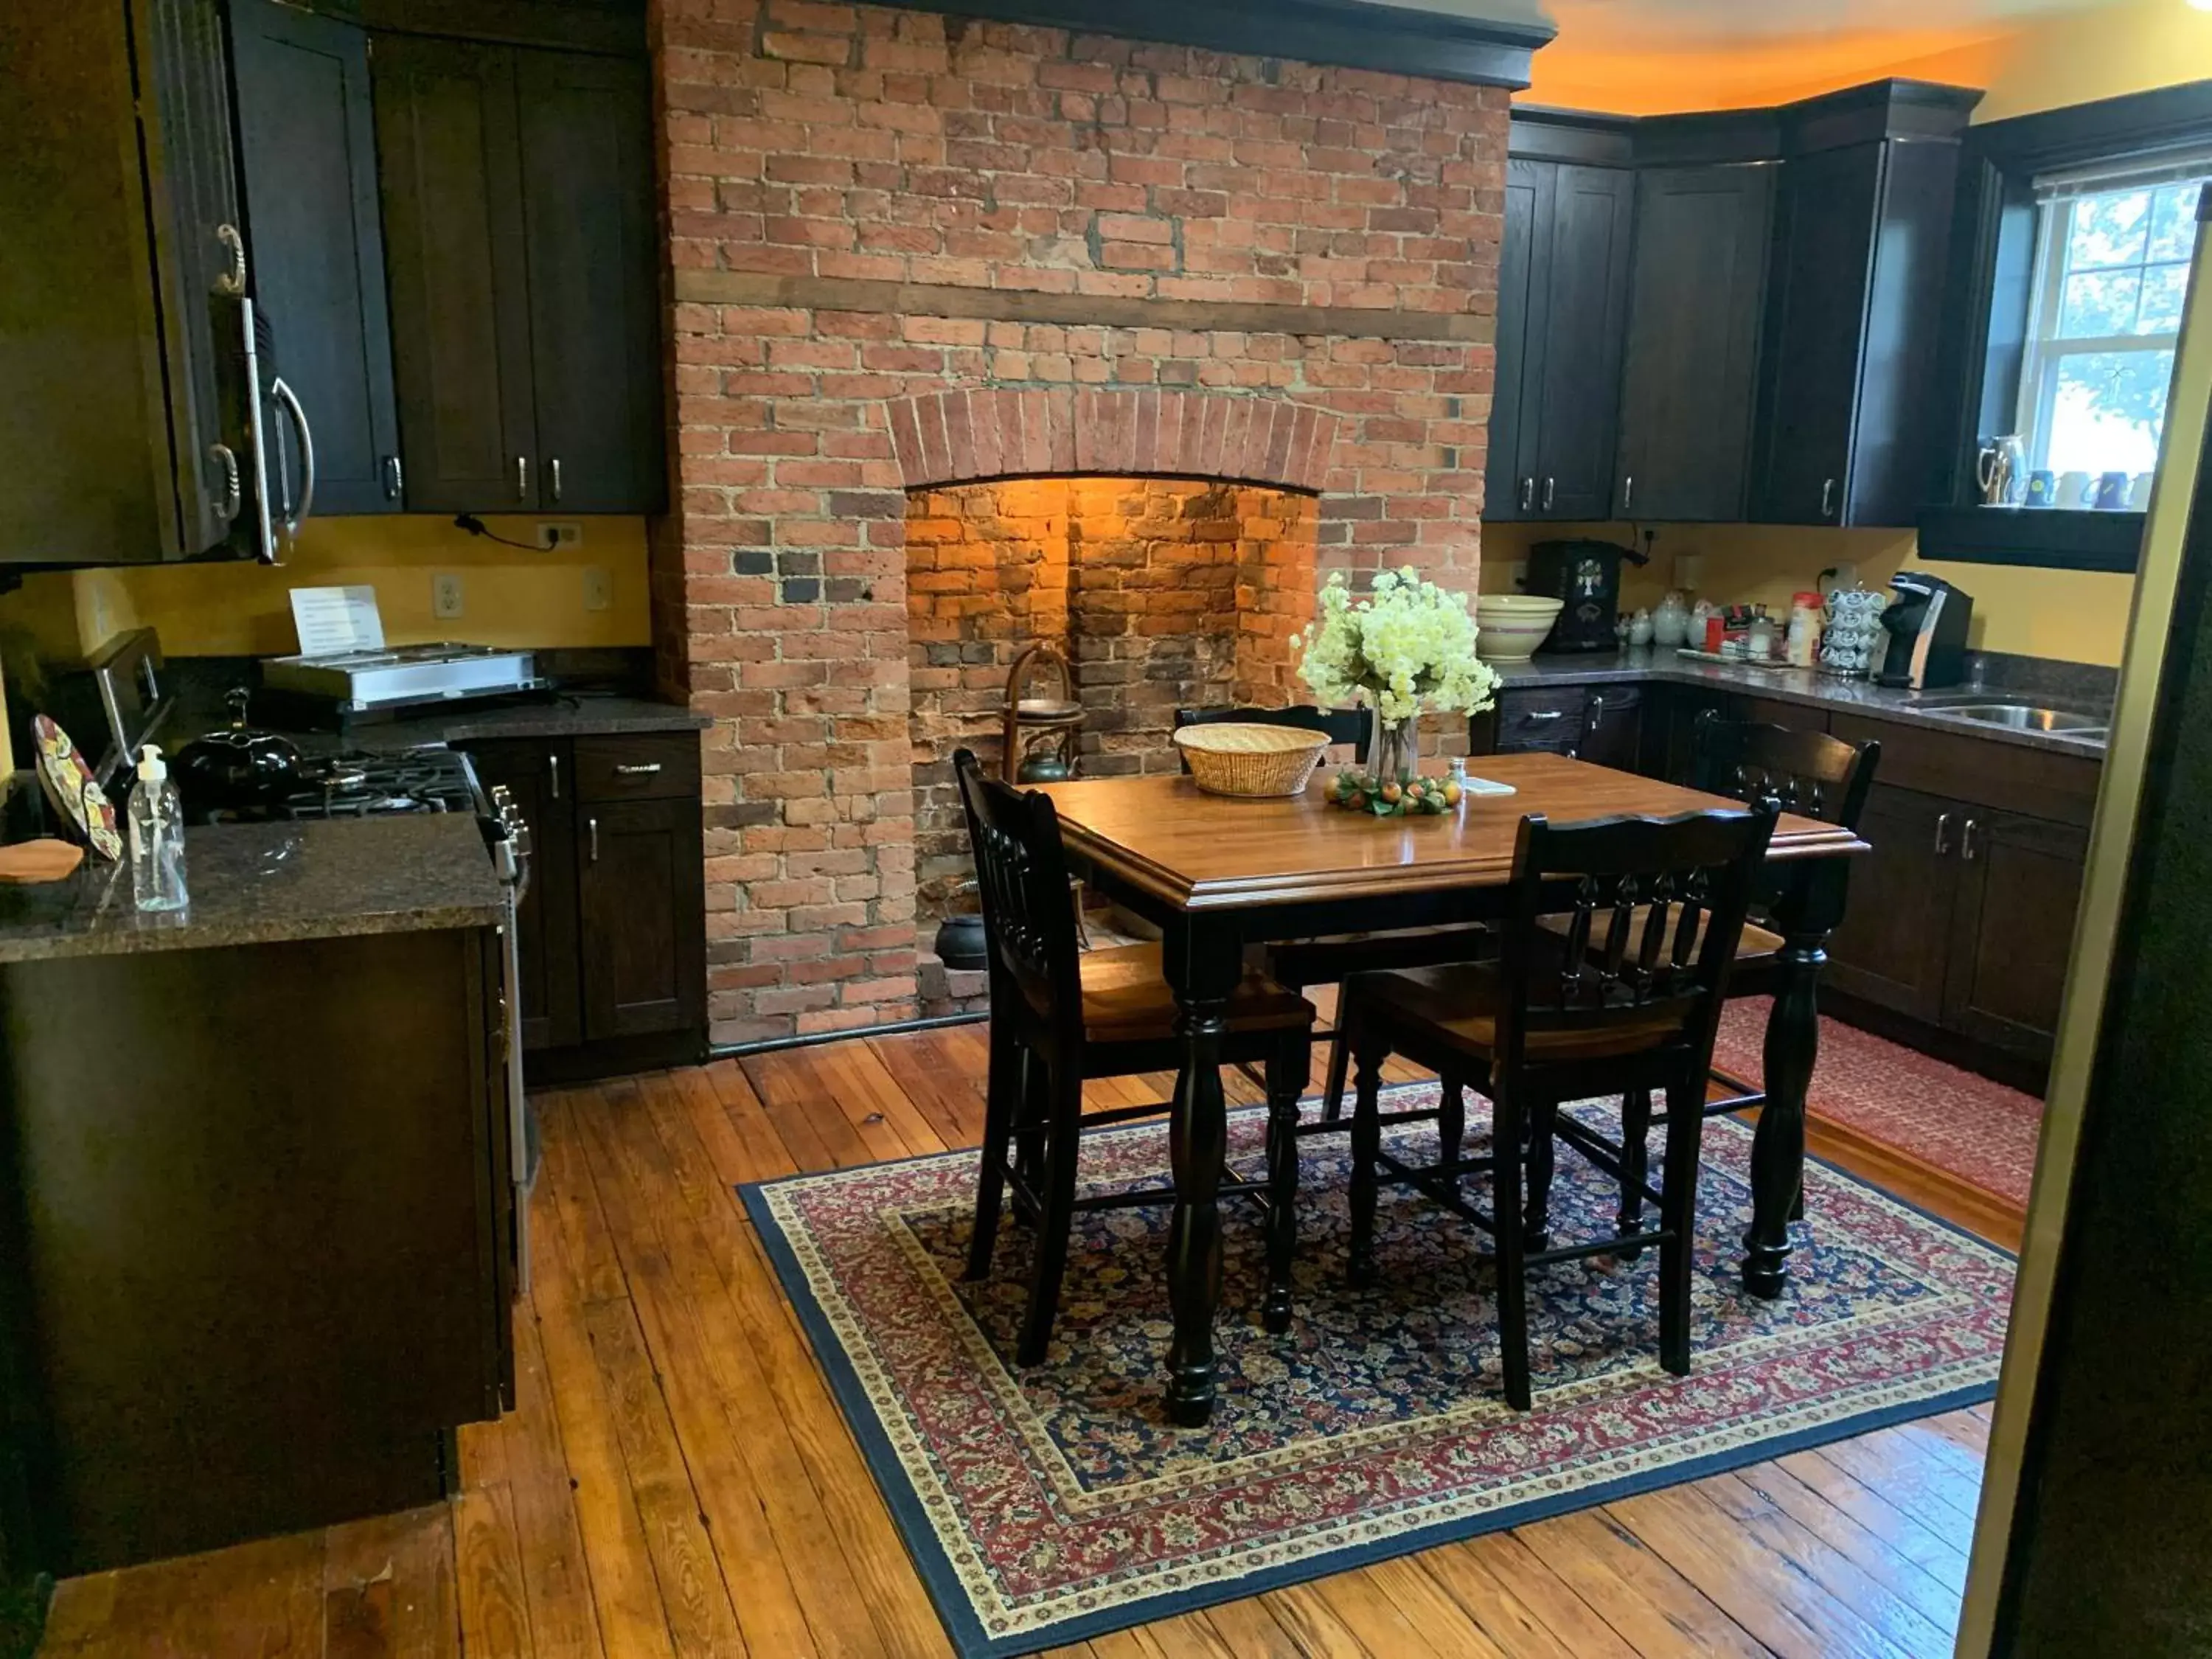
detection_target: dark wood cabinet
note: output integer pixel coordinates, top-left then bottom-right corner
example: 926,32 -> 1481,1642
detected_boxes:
468,739 -> 581,1049
1614,164 -> 1775,523
1751,86 -> 1978,527
373,34 -> 537,512
1,0 -> 258,564
1471,683 -> 1641,767
1824,782 -> 1958,1025
580,798 -> 706,1038
373,33 -> 663,514
515,49 -> 664,514
1943,808 -> 2090,1058
1821,713 -> 2096,1070
231,0 -> 403,517
460,731 -> 704,1074
1485,160 -> 1633,523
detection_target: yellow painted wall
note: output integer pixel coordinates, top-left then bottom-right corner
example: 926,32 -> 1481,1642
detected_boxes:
1,514 -> 652,664
1481,521 -> 2140,666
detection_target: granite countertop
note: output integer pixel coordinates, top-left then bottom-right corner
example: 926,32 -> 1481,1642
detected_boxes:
356,692 -> 711,745
1491,648 -> 2112,759
0,815 -> 506,965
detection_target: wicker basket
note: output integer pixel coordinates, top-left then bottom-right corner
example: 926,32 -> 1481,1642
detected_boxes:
1172,723 -> 1331,798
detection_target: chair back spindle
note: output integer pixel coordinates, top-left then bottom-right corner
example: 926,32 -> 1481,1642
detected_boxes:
1501,804 -> 1778,1069
954,748 -> 1086,1055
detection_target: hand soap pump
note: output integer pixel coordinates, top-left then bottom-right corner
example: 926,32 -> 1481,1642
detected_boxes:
129,742 -> 188,912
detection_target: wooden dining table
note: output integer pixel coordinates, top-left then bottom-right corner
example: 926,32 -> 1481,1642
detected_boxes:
1039,750 -> 1869,1427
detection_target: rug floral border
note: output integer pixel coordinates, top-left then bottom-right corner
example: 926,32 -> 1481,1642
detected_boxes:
742,1099 -> 2012,1659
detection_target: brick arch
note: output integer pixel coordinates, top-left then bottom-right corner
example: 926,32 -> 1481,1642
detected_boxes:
884,389 -> 1340,495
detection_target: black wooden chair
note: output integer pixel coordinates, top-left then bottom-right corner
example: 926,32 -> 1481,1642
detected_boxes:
1544,712 -> 1879,1239
1173,704 -> 1498,1131
1340,802 -> 1779,1409
954,749 -> 1317,1365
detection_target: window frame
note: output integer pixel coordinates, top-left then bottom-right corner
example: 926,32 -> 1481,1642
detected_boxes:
1922,81 -> 2212,572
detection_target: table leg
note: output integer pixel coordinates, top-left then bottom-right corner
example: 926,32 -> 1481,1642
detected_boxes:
1744,921 -> 1829,1298
1163,919 -> 1239,1429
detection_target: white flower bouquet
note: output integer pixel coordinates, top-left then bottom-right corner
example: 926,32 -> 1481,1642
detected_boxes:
1290,566 -> 1502,815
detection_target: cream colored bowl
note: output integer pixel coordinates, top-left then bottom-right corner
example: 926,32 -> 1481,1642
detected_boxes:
1475,594 -> 1565,662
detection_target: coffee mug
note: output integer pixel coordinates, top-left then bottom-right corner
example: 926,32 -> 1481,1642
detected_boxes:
2093,470 -> 2131,510
2130,472 -> 2156,510
2059,470 -> 2093,507
2024,470 -> 2057,508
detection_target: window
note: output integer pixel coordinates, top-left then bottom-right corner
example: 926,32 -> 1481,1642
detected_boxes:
2017,156 -> 2210,493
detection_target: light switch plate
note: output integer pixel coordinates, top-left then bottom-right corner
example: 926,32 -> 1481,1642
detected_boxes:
433,571 -> 465,620
538,521 -> 583,551
582,566 -> 612,613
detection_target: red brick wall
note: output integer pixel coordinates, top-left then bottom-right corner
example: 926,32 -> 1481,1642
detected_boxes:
650,0 -> 1507,1043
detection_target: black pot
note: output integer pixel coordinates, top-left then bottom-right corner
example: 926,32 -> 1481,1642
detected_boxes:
173,689 -> 304,820
932,912 -> 989,970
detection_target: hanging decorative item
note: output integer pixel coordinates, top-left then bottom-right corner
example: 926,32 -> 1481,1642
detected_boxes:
1289,567 -> 1503,816
1000,642 -> 1083,785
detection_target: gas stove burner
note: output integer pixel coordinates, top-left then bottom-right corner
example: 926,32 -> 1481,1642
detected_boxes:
272,747 -> 482,820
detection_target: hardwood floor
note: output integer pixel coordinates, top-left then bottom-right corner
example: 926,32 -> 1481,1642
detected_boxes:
37,1014 -> 2011,1658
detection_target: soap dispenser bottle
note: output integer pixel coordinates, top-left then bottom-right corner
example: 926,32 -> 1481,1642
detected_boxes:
128,742 -> 188,912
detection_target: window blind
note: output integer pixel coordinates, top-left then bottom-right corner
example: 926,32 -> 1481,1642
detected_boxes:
2034,145 -> 2212,203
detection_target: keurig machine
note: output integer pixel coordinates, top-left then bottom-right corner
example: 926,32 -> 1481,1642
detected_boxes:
1876,571 -> 1974,689
1523,540 -> 1651,652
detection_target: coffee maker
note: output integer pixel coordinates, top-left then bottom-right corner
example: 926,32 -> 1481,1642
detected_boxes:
1523,539 -> 1649,653
1876,572 -> 1974,689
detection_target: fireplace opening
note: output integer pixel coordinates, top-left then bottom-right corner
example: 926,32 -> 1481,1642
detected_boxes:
908,474 -> 1321,998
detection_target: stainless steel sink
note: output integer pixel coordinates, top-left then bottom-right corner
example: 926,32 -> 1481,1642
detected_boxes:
1926,701 -> 2107,739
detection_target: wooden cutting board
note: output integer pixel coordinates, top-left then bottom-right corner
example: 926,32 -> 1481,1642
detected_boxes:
0,838 -> 86,884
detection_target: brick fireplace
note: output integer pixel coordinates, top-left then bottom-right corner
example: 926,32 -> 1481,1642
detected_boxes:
649,0 -> 1514,1044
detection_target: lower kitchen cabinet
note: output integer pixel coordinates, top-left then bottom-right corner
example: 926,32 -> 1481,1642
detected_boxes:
1471,681 -> 1643,766
462,731 -> 705,1077
1823,783 -> 1958,1026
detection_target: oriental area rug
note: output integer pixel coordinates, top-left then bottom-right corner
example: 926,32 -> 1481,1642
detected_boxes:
743,1090 -> 2013,1658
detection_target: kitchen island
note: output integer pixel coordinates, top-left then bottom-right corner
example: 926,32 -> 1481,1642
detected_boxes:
0,814 -> 517,1576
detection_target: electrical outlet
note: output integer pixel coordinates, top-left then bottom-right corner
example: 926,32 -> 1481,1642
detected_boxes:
433,571 -> 465,621
538,521 -> 584,550
1507,560 -> 1528,592
1674,552 -> 1705,593
582,566 -> 613,613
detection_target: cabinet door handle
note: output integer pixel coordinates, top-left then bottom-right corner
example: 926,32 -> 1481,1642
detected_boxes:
547,754 -> 561,799
515,456 -> 529,501
1961,818 -> 1979,861
588,815 -> 599,863
1519,476 -> 1534,512
1543,476 -> 1557,512
613,762 -> 663,776
1524,709 -> 1566,723
214,223 -> 247,296
550,457 -> 563,504
1621,475 -> 1634,513
1820,477 -> 1837,519
1933,812 -> 1952,857
384,454 -> 403,501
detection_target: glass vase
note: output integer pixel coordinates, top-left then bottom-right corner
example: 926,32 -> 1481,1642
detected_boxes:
1366,717 -> 1416,786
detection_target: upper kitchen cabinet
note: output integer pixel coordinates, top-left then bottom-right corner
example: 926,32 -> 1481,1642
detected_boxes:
1752,82 -> 1983,526
1615,161 -> 1775,522
1,1 -> 259,564
232,0 -> 403,516
1488,116 -> 1637,524
374,33 -> 664,515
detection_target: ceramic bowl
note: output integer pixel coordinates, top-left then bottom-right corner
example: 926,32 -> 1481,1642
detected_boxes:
1475,594 -> 1565,662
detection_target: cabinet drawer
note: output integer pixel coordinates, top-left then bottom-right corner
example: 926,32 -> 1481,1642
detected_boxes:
571,734 -> 700,802
1495,686 -> 1587,746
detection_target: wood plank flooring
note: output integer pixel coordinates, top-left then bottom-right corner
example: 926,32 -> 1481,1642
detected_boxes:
38,1013 -> 2010,1658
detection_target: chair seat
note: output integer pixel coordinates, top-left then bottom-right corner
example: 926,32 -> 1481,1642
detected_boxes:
1537,904 -> 1783,964
1080,944 -> 1314,1043
1360,961 -> 1689,1062
1264,923 -> 1493,987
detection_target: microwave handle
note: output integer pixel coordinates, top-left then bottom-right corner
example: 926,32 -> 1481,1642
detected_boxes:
271,378 -> 316,541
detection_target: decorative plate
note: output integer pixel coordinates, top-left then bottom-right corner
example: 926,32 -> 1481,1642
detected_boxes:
32,714 -> 122,861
